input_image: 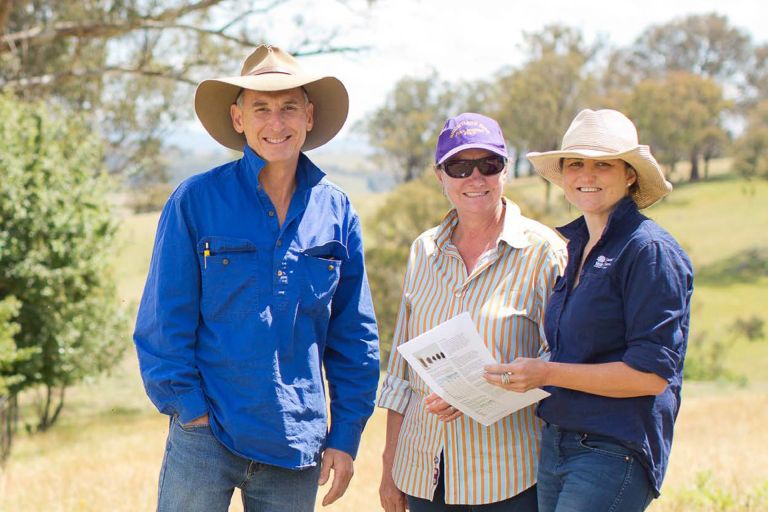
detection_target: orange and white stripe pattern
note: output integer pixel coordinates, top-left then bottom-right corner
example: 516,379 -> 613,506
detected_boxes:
378,198 -> 566,505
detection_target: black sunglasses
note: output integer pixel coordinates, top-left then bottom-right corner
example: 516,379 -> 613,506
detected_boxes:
440,155 -> 507,179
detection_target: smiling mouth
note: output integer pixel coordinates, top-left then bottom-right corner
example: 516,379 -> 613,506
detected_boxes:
264,136 -> 289,144
578,187 -> 601,192
463,191 -> 489,197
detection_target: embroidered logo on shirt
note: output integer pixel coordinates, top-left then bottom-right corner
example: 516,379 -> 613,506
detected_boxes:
593,255 -> 614,269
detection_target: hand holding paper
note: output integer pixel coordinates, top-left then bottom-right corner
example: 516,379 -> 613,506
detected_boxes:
484,357 -> 551,392
397,312 -> 549,426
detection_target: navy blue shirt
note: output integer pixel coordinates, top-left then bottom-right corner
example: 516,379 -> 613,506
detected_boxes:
538,196 -> 693,495
133,146 -> 380,468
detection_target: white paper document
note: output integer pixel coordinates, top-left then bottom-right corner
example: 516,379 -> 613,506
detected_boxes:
397,312 -> 550,426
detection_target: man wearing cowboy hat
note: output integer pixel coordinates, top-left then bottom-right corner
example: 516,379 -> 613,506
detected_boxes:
134,45 -> 380,511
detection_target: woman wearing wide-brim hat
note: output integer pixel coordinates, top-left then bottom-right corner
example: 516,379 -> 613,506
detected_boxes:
484,109 -> 694,511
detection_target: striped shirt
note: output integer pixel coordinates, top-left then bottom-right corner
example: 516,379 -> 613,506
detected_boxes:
378,198 -> 566,505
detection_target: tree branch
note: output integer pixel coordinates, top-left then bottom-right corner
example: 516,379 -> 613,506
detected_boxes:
0,0 -> 227,54
3,65 -> 199,88
0,0 -> 12,35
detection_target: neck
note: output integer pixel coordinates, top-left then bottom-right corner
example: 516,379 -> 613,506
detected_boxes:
453,200 -> 505,244
259,161 -> 299,226
259,161 -> 298,197
582,212 -> 609,243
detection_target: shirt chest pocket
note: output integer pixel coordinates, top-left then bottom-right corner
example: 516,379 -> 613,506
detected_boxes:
198,236 -> 260,322
300,240 -> 346,316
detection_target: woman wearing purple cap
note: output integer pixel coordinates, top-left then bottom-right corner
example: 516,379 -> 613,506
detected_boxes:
378,113 -> 567,511
485,109 -> 693,511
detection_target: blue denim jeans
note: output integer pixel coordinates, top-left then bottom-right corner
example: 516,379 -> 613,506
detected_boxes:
406,456 -> 538,511
157,415 -> 321,511
537,423 -> 654,512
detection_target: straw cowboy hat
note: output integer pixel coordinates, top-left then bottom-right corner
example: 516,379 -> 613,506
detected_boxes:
194,45 -> 349,152
527,109 -> 672,208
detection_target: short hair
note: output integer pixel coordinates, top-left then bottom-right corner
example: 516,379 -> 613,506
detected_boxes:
235,87 -> 310,108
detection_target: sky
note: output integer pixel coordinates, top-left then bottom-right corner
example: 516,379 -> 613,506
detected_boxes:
174,0 -> 766,157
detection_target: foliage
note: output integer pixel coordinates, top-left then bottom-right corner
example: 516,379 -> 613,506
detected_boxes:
669,471 -> 768,512
604,13 -> 751,88
0,296 -> 36,396
492,25 -> 600,177
733,100 -> 768,180
128,182 -> 174,214
364,171 -> 448,363
0,92 -> 128,431
624,72 -> 729,180
356,73 -> 460,183
0,0 -> 367,185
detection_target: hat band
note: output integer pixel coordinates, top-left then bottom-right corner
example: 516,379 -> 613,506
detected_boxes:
562,144 -> 633,153
249,66 -> 294,76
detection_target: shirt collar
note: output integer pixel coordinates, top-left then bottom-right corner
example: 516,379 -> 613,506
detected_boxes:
241,145 -> 326,192
557,195 -> 640,242
433,197 -> 532,254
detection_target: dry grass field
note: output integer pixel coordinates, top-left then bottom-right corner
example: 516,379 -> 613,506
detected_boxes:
1,358 -> 766,511
1,166 -> 767,511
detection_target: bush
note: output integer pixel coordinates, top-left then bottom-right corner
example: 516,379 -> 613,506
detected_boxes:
0,92 -> 129,430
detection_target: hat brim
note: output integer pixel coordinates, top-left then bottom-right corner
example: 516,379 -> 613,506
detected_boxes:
437,143 -> 508,164
194,73 -> 349,152
526,146 -> 672,209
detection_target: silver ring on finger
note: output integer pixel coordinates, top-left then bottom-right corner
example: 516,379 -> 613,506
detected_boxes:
501,371 -> 510,385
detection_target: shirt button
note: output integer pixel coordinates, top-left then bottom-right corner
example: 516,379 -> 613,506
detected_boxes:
455,291 -> 462,298
327,264 -> 335,271
268,211 -> 275,217
276,270 -> 283,277
276,239 -> 282,247
222,258 -> 229,266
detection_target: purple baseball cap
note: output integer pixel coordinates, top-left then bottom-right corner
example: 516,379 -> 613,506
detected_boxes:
435,112 -> 508,164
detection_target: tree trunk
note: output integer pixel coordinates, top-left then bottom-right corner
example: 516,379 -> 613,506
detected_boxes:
704,156 -> 710,180
37,385 -> 66,432
689,149 -> 701,182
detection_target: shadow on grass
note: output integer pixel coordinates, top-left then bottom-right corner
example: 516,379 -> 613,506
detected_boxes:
696,247 -> 768,286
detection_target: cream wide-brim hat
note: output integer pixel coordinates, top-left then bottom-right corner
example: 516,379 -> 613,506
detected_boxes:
194,45 -> 349,152
526,109 -> 672,209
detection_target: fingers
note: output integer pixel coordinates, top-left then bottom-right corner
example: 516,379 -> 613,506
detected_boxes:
484,369 -> 531,392
321,466 -> 353,506
318,453 -> 331,486
424,397 -> 463,422
379,478 -> 408,512
320,449 -> 354,506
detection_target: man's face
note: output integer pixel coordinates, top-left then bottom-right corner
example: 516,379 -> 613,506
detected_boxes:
230,88 -> 314,166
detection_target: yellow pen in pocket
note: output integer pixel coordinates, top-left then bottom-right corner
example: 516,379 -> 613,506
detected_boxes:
204,242 -> 210,269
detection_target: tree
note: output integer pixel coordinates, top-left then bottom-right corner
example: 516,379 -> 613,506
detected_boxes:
1,0 -> 367,184
490,25 -> 599,209
0,92 -> 128,431
0,297 -> 35,397
605,13 -> 751,89
733,100 -> 768,180
743,43 -> 768,105
364,171 -> 448,362
625,72 -> 729,181
357,73 -> 458,183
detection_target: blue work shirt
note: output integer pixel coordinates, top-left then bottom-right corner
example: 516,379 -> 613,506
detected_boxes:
133,146 -> 380,468
538,196 -> 693,496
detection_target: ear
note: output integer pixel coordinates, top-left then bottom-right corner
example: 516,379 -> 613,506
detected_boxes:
434,166 -> 443,185
230,103 -> 244,134
305,101 -> 314,132
625,166 -> 638,187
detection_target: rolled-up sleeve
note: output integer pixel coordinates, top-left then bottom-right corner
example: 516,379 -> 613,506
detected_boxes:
323,213 -> 380,459
133,186 -> 207,424
377,241 -> 418,414
622,240 -> 694,381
